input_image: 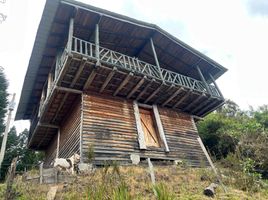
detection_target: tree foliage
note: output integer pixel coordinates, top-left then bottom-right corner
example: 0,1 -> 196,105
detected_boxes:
197,99 -> 268,177
0,66 -> 8,134
0,127 -> 44,180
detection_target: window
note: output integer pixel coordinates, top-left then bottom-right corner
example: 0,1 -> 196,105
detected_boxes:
133,101 -> 169,152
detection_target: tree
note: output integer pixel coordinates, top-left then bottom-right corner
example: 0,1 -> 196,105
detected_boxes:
0,66 -> 8,134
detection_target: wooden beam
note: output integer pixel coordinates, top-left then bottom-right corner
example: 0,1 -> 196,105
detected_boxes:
113,72 -> 133,96
56,55 -> 73,85
70,57 -> 87,87
183,93 -> 205,111
99,67 -> 117,93
197,99 -> 220,116
67,18 -> 74,52
162,87 -> 184,107
196,65 -> 211,95
39,123 -> 59,129
133,101 -> 146,149
55,86 -> 82,94
191,98 -> 211,114
150,38 -> 164,81
209,73 -> 223,98
144,83 -> 163,103
127,76 -> 146,99
153,84 -> 174,104
47,73 -> 53,97
52,93 -> 69,123
172,90 -> 191,108
83,69 -> 97,90
136,79 -> 154,101
153,105 -> 169,152
201,101 -> 225,117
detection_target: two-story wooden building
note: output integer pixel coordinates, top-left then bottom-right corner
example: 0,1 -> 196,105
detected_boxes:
16,0 -> 227,166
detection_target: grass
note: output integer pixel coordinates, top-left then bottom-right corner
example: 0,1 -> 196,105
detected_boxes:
0,164 -> 268,199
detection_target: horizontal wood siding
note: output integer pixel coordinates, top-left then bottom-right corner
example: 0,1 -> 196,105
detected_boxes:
59,98 -> 81,158
44,98 -> 81,166
82,93 -> 208,166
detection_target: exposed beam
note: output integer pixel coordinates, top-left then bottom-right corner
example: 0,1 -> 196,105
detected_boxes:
136,79 -> 154,101
200,100 -> 225,117
56,55 -> 73,85
196,65 -> 211,95
113,72 -> 133,96
39,123 -> 59,129
183,93 -> 205,111
99,67 -> 117,93
52,93 -> 69,123
67,18 -> 74,52
154,84 -> 174,104
70,57 -> 87,87
162,87 -> 184,107
191,98 -> 211,114
133,30 -> 155,57
197,99 -> 221,116
83,69 -> 97,90
144,83 -> 163,103
55,86 -> 82,94
150,38 -> 164,82
209,73 -> 223,98
127,76 -> 146,99
172,90 -> 191,109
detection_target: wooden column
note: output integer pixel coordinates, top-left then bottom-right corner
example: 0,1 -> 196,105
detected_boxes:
95,23 -> 100,66
47,73 -> 53,97
209,73 -> 223,98
133,101 -> 146,149
196,65 -> 211,95
56,128 -> 60,158
67,18 -> 74,52
150,38 -> 164,82
80,94 -> 84,163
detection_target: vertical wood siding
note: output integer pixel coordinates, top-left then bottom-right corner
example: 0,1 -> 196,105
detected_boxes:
44,98 -> 81,166
82,93 -> 208,167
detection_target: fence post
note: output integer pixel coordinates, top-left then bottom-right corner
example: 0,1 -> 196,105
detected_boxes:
39,162 -> 43,184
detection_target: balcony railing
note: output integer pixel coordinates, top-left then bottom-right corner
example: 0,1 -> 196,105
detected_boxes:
55,36 -> 222,98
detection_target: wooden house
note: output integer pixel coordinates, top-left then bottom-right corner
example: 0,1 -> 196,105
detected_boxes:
15,0 -> 227,167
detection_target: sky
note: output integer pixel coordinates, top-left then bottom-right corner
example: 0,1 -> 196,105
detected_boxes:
0,0 -> 268,133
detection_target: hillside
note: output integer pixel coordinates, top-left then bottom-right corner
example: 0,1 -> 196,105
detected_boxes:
1,164 -> 268,200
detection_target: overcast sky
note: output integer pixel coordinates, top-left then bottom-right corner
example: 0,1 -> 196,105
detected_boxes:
0,0 -> 268,132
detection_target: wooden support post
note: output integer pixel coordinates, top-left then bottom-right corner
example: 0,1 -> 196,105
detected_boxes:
197,136 -> 227,193
38,89 -> 45,117
144,83 -> 162,103
136,79 -> 154,101
153,105 -> 169,152
183,93 -> 205,111
209,73 -> 223,98
47,73 -> 53,97
150,38 -> 164,82
67,18 -> 74,52
55,86 -> 82,94
56,129 -> 60,158
100,67 -> 117,93
83,69 -> 97,90
162,87 -> 183,107
133,101 -> 146,149
39,162 -> 43,184
127,76 -> 146,99
172,90 -> 191,108
80,94 -> 84,163
95,23 -> 100,66
196,65 -> 211,95
113,72 -> 133,96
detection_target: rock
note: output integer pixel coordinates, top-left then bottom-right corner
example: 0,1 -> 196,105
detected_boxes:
130,154 -> 140,165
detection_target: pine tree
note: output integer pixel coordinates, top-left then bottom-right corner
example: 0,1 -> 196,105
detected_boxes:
0,66 -> 8,134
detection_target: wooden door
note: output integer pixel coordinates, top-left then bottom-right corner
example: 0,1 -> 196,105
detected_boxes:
139,108 -> 160,147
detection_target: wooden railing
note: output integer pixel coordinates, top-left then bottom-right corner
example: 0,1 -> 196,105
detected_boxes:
55,36 -> 222,98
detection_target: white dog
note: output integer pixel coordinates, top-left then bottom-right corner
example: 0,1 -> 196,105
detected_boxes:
53,153 -> 80,174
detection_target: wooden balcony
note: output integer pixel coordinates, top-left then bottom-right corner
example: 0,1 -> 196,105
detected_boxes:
28,36 -> 224,149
